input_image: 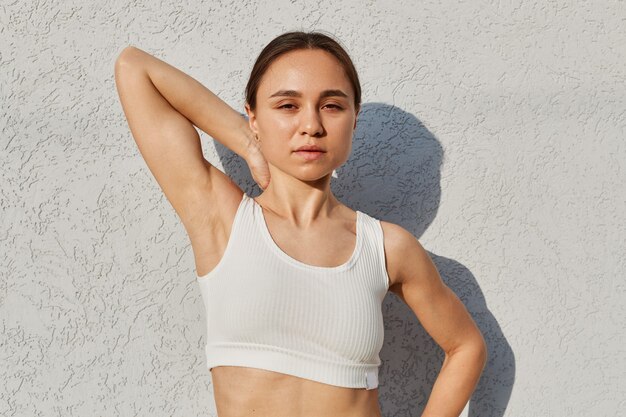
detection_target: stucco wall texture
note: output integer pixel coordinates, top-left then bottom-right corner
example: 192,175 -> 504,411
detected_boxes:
2,1 -> 624,416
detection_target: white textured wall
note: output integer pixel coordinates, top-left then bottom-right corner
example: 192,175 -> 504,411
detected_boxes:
2,1 -> 624,416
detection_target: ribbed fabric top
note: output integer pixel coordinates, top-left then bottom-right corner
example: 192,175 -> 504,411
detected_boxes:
196,192 -> 390,390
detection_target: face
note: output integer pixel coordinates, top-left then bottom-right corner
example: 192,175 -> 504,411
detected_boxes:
245,48 -> 360,182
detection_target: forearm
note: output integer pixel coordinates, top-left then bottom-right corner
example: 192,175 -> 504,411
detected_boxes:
421,345 -> 487,417
115,46 -> 255,160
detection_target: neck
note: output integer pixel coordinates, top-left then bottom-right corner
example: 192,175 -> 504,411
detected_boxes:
256,173 -> 340,224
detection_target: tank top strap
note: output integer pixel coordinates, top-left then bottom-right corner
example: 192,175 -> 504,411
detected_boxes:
196,192 -> 252,280
357,212 -> 391,291
233,192 -> 254,231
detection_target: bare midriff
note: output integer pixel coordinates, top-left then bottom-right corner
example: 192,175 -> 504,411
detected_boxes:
210,366 -> 382,417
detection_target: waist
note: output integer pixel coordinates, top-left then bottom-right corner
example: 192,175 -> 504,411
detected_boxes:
210,365 -> 382,417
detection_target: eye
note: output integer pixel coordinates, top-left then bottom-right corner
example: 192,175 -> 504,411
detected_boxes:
277,103 -> 343,111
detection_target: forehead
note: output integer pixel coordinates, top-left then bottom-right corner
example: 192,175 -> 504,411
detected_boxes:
258,49 -> 352,97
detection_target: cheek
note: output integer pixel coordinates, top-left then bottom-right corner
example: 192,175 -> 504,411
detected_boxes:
257,111 -> 294,129
335,121 -> 356,145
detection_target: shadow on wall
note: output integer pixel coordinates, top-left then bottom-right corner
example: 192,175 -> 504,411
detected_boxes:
212,102 -> 514,417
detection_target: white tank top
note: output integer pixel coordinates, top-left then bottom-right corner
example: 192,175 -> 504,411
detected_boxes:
196,192 -> 390,390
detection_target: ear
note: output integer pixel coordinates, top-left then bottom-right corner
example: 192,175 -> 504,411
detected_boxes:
353,106 -> 360,130
244,103 -> 258,134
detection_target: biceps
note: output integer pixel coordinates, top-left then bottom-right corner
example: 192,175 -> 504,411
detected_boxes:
399,261 -> 482,355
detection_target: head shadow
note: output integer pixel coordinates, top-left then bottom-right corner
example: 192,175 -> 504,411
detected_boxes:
212,102 -> 514,417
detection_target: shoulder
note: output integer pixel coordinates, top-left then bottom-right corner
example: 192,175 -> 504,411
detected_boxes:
378,219 -> 431,295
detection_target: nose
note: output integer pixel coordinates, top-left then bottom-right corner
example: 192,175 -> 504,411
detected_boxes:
299,104 -> 324,138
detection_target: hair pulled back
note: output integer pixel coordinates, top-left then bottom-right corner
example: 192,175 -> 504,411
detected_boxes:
245,31 -> 361,113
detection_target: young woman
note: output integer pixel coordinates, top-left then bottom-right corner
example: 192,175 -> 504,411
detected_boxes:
114,31 -> 487,417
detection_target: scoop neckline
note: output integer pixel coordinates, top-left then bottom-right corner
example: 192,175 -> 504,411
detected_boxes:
250,195 -> 363,272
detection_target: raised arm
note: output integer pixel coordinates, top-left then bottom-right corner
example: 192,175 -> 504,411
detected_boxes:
113,46 -> 256,234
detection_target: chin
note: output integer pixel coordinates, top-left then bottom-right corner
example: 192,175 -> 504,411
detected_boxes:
292,168 -> 336,182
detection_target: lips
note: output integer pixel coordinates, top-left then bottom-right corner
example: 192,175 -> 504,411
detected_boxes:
295,145 -> 325,152
294,149 -> 326,160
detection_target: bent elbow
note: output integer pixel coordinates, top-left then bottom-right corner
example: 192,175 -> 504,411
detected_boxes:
114,46 -> 143,72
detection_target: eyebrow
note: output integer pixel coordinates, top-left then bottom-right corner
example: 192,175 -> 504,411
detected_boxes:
268,89 -> 349,99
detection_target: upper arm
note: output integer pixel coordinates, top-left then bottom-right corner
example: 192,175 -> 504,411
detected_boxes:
113,49 -> 230,229
386,223 -> 487,356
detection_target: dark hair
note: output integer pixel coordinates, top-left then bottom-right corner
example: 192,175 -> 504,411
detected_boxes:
245,31 -> 361,113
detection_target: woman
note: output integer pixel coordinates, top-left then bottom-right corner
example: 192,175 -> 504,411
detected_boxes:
114,31 -> 487,417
